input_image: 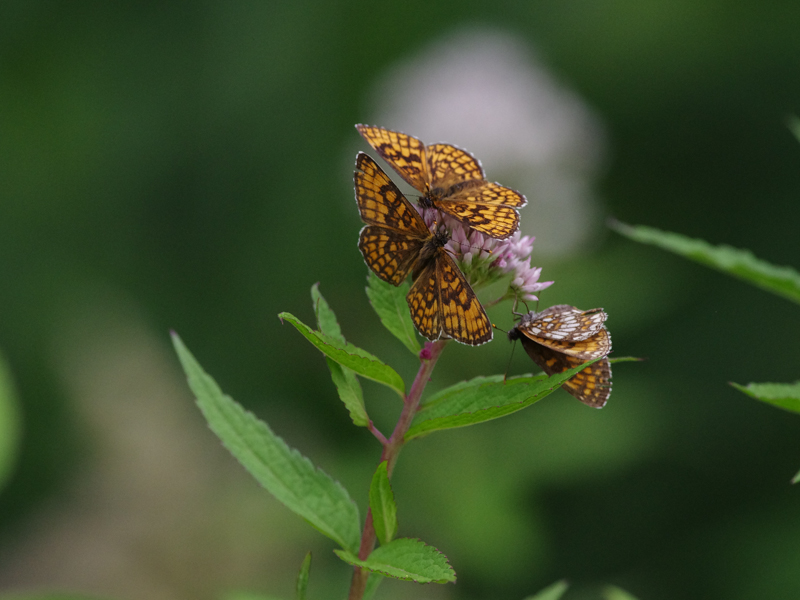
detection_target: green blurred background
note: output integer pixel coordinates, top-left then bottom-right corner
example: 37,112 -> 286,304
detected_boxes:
1,2 -> 800,599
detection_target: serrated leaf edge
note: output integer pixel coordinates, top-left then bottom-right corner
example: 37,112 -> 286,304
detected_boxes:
172,333 -> 361,553
334,538 -> 456,584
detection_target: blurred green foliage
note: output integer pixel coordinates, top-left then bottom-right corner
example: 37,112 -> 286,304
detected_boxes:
2,2 -> 800,600
0,351 -> 21,492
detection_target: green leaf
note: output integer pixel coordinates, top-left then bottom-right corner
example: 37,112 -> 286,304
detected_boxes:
172,333 -> 361,553
279,312 -> 405,397
296,552 -> 311,600
0,350 -> 21,492
603,585 -> 640,600
310,284 -> 369,427
418,374 -> 508,410
609,356 -> 645,364
523,580 -> 569,600
334,538 -> 456,584
610,221 -> 800,305
369,461 -> 398,545
406,361 -> 599,440
311,283 -> 344,343
365,273 -> 421,355
730,381 -> 800,414
326,359 -> 369,426
731,382 -> 800,484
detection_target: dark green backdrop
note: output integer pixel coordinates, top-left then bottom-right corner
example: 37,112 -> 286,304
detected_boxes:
1,2 -> 799,600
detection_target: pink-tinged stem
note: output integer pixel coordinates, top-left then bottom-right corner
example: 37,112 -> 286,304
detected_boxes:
367,421 -> 388,446
347,340 -> 449,600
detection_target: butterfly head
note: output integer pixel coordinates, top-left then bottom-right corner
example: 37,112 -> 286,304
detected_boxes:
431,227 -> 450,248
508,311 -> 540,340
507,325 -> 523,342
418,193 -> 436,209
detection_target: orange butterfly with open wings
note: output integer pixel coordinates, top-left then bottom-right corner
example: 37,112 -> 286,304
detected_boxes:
354,152 -> 492,346
357,125 -> 525,240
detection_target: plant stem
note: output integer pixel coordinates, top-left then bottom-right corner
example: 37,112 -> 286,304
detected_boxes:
367,420 -> 388,446
347,339 -> 449,600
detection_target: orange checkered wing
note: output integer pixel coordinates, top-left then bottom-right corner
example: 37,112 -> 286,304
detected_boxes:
406,257 -> 442,342
354,153 -> 431,285
405,248 -> 492,345
356,125 -> 526,239
356,125 -> 429,192
438,192 -> 522,239
519,339 -> 612,408
358,226 -> 426,285
354,152 -> 429,233
436,252 -> 493,345
561,355 -> 612,408
425,143 -> 485,187
426,145 -> 525,240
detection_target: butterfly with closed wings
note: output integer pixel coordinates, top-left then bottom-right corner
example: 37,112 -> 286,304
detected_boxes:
508,304 -> 612,408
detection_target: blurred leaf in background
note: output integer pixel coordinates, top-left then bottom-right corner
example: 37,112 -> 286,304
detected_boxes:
0,351 -> 22,492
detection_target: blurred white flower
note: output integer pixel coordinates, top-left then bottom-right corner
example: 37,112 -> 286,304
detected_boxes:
363,27 -> 606,258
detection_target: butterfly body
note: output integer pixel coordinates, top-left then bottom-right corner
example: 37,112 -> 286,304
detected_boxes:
354,152 -> 492,346
509,305 -> 612,407
410,229 -> 449,281
356,124 -> 525,240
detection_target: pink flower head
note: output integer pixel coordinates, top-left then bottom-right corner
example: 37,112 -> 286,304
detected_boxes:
446,222 -> 494,266
414,205 -> 553,303
492,232 -> 553,302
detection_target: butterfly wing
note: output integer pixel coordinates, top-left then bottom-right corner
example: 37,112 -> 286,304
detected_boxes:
561,355 -> 612,408
426,144 -> 524,239
358,127 -> 524,239
521,327 -> 611,360
355,152 -> 431,284
521,305 -> 607,342
358,226 -> 426,285
436,251 -> 493,345
425,143 -> 485,187
405,247 -> 492,345
354,152 -> 429,233
406,256 -> 442,342
435,186 -> 522,239
356,125 -> 430,193
519,338 -> 612,408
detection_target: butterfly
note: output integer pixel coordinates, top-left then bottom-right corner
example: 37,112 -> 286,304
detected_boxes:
508,304 -> 612,408
356,124 -> 526,240
354,151 -> 492,346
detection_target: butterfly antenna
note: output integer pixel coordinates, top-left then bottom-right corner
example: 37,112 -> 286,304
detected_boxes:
492,323 -> 515,383
467,242 -> 492,255
505,339 -> 517,383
